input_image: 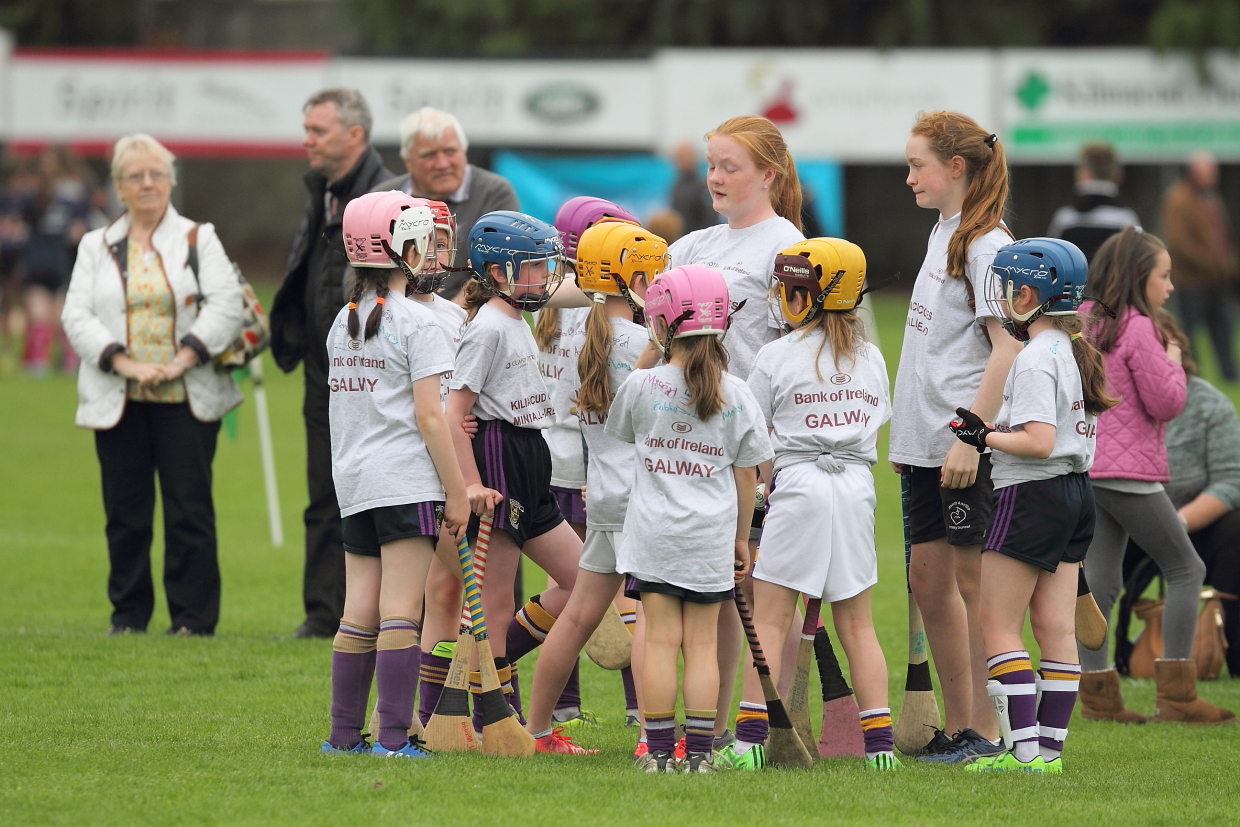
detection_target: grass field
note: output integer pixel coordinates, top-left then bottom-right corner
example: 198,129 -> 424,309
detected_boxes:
1,291 -> 1237,826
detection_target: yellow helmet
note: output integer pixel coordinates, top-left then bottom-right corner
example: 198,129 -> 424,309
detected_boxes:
773,237 -> 867,326
575,221 -> 670,301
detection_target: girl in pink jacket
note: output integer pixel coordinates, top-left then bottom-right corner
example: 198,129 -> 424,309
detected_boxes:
1079,226 -> 1233,725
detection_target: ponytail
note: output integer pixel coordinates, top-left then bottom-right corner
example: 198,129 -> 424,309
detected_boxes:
910,110 -> 1011,279
672,335 -> 729,420
708,115 -> 803,231
346,267 -> 389,341
460,276 -> 491,322
534,306 -> 560,351
1052,315 -> 1118,416
798,309 -> 866,380
576,302 -> 614,416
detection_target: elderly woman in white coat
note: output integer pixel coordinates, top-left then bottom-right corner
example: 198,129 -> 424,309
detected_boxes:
63,134 -> 242,637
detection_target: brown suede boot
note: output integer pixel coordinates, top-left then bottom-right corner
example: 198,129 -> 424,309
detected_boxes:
1079,668 -> 1148,723
1152,659 -> 1236,724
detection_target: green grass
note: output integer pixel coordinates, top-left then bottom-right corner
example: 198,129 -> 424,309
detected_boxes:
2,292 -> 1238,826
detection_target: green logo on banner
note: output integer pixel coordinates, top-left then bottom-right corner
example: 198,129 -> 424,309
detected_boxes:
1016,72 -> 1051,111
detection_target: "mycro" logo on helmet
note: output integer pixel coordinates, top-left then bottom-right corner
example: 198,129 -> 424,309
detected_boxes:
397,215 -> 432,232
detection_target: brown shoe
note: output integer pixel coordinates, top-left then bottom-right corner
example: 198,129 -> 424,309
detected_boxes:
1079,668 -> 1148,723
1152,659 -> 1236,724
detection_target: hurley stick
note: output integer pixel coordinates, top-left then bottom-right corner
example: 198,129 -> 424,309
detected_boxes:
893,471 -> 941,756
459,512 -> 535,757
423,531 -> 482,752
585,601 -> 632,670
1075,562 -> 1108,651
786,597 -> 820,756
734,589 -> 813,769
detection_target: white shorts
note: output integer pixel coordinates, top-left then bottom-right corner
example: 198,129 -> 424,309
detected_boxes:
579,528 -> 622,574
754,462 -> 878,603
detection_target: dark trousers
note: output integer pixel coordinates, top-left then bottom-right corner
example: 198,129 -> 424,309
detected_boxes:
302,351 -> 344,634
1128,507 -> 1240,676
95,401 -> 222,633
1177,287 -> 1238,381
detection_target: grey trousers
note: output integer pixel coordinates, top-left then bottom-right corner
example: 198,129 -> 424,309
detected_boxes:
1079,487 -> 1207,669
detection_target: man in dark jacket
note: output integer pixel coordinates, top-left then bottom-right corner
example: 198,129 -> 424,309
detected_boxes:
269,88 -> 393,638
371,107 -> 518,300
1047,142 -> 1141,261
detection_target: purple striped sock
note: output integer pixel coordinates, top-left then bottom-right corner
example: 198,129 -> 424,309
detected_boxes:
645,711 -> 676,752
621,665 -> 638,713
735,701 -> 768,746
417,649 -> 451,727
376,618 -> 420,750
988,650 -> 1038,762
684,709 -> 715,754
328,622 -> 378,749
859,707 -> 894,758
1037,660 -> 1080,760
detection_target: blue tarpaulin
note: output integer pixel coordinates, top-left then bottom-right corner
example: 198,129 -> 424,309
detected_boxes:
493,150 -> 843,238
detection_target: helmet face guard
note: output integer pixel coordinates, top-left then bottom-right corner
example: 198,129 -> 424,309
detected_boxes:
987,238 -> 1088,342
644,265 -> 732,356
412,200 -> 458,294
575,222 -> 670,323
469,211 -> 567,312
772,238 -> 867,329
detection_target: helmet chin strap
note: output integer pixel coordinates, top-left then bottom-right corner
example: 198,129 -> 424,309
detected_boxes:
382,239 -> 426,286
613,274 -> 646,325
1002,281 -> 1051,342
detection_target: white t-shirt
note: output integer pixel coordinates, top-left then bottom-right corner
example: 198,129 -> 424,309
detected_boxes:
451,302 -> 555,429
606,364 -> 774,593
889,213 -> 1010,467
669,216 -> 805,381
572,315 -> 646,531
414,293 -> 466,405
748,329 -> 891,472
326,291 -> 455,517
538,306 -> 589,488
990,328 -> 1097,489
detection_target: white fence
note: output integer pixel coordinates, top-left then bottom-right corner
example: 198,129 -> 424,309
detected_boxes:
3,39 -> 1240,163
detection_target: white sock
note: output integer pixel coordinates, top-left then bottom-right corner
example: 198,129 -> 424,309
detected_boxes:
734,740 -> 760,755
1013,740 -> 1039,763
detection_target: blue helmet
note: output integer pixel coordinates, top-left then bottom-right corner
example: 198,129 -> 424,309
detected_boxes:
468,210 -> 566,311
988,237 -> 1088,340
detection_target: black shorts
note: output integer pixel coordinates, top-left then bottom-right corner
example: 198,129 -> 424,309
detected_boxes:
626,575 -> 734,605
983,472 -> 1095,573
341,501 -> 443,557
907,454 -> 995,547
471,418 -> 564,547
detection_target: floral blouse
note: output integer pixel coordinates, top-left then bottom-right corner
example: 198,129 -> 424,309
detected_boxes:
125,239 -> 186,403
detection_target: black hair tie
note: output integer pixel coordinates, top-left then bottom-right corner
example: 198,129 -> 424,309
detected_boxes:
984,133 -> 998,149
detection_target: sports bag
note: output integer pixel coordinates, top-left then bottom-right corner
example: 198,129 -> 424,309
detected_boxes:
1128,590 -> 1230,681
187,224 -> 270,371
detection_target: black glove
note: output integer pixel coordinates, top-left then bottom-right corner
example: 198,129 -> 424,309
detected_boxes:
950,407 -> 994,453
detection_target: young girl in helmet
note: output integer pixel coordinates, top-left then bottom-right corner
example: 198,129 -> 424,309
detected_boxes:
891,111 -> 1023,763
408,199 -> 476,728
447,210 -> 585,733
607,265 -> 774,773
728,238 -> 898,771
322,191 -> 470,758
529,197 -> 641,729
947,237 -> 1116,771
525,219 -> 669,754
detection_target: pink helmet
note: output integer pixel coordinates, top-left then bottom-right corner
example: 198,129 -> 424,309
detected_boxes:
343,191 -> 436,277
645,265 -> 731,353
553,196 -> 638,260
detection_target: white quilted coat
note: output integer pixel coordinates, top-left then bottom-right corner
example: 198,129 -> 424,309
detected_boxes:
62,205 -> 244,429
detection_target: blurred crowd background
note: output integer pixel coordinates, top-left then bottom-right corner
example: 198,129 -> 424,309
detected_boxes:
2,0 -> 1239,376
